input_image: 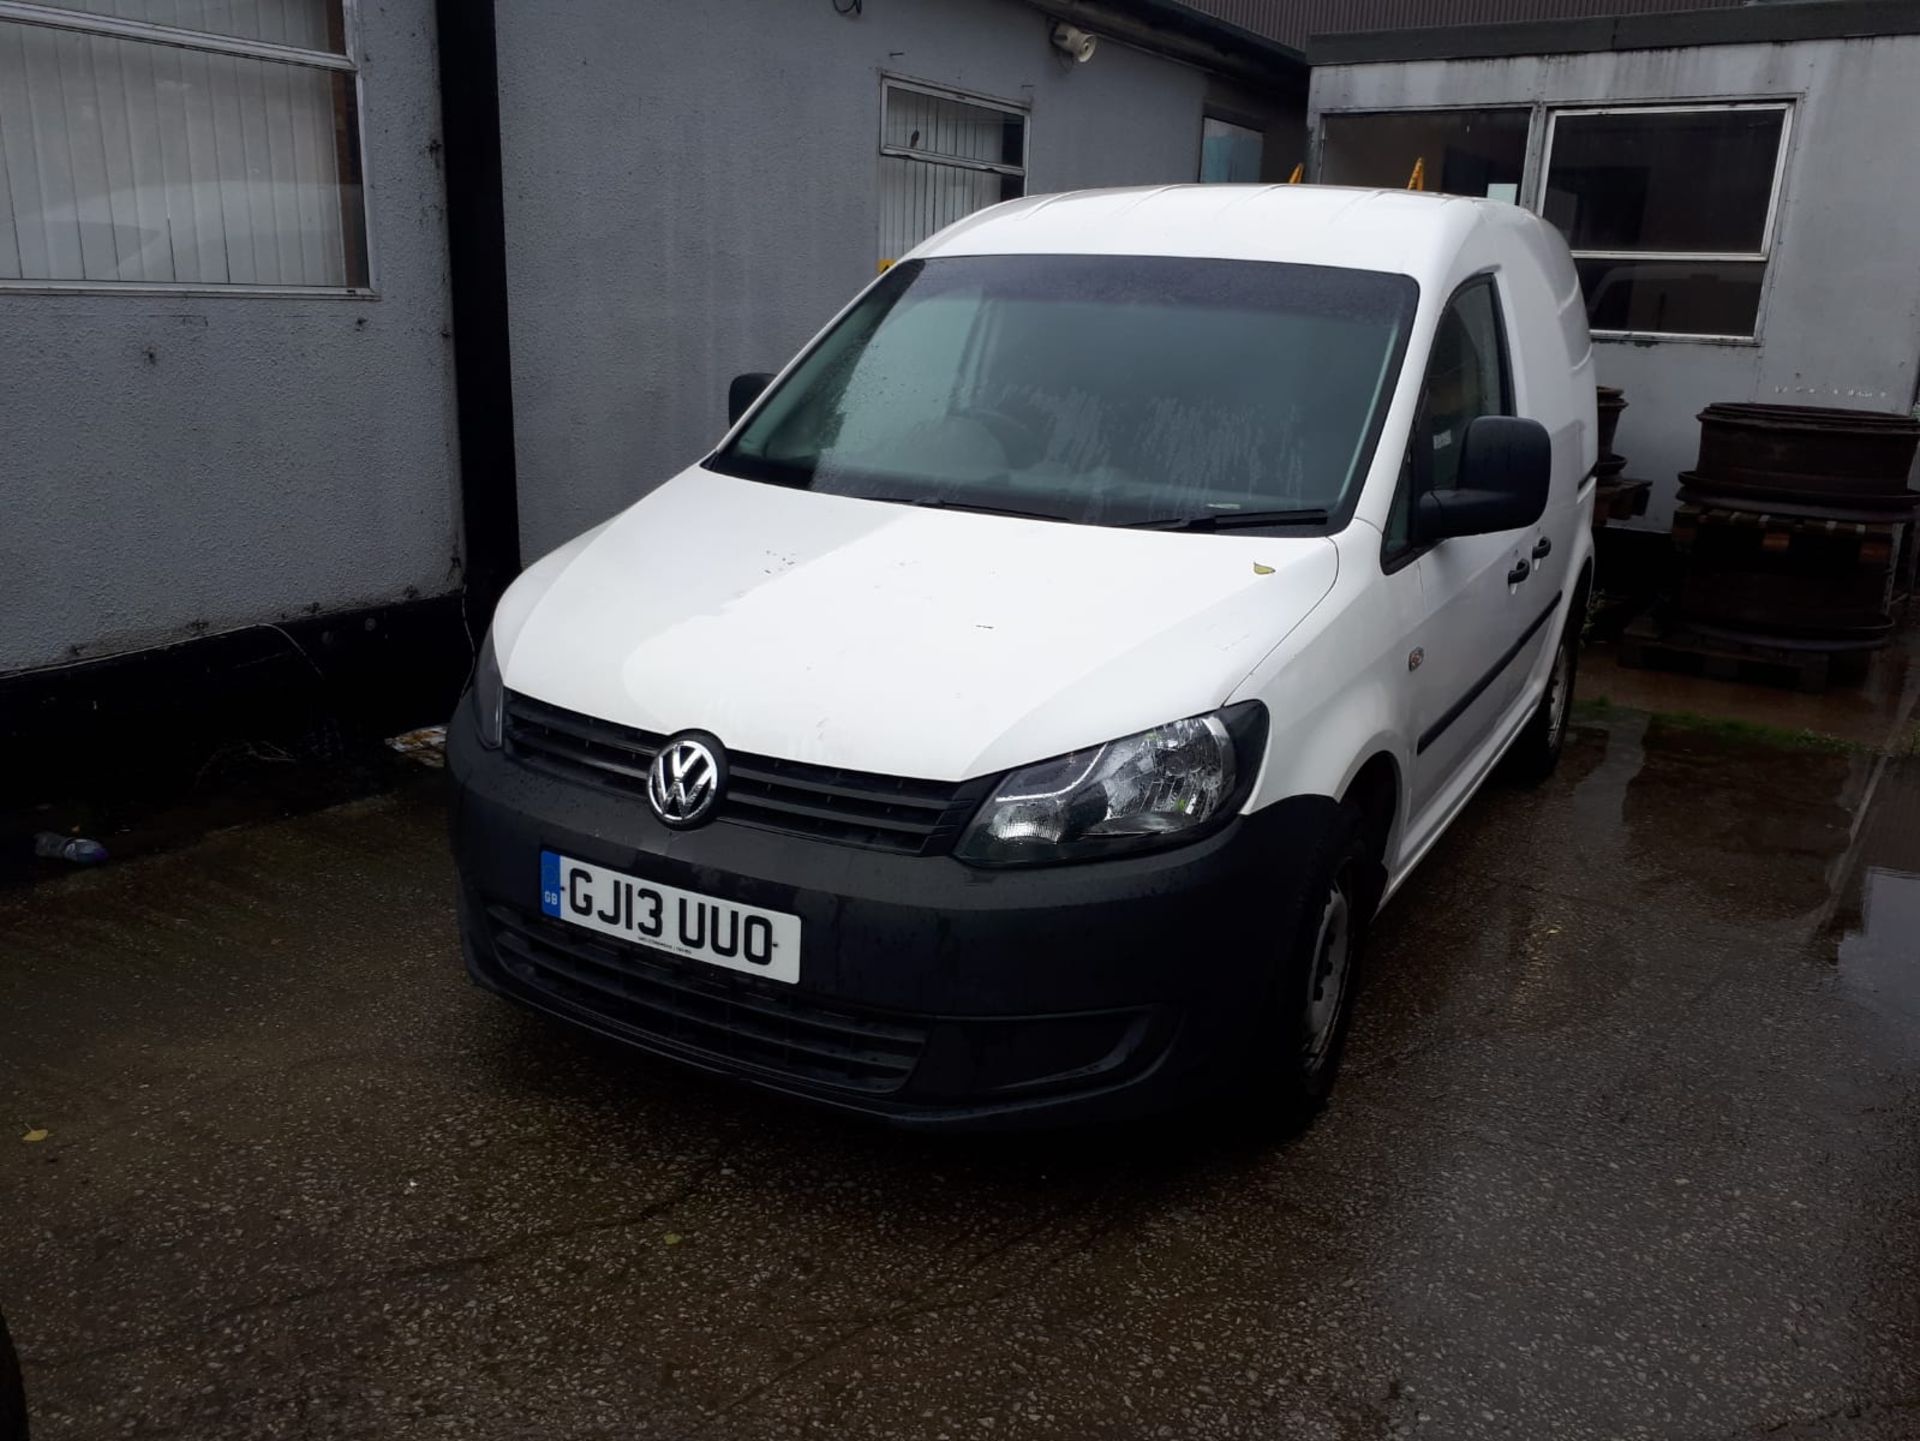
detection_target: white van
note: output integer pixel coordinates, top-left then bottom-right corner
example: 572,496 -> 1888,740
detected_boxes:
449,185 -> 1596,1129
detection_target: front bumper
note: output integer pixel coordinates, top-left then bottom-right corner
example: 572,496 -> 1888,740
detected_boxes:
447,708 -> 1333,1129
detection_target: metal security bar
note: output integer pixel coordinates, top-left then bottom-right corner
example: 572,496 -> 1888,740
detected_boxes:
878,77 -> 1027,267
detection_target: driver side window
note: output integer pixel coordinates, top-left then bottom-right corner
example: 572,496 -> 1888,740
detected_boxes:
1384,276 -> 1512,556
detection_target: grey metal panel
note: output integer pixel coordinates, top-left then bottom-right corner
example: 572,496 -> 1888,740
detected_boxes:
1305,0 -> 1920,64
1024,0 -> 1307,74
1179,0 -> 1741,50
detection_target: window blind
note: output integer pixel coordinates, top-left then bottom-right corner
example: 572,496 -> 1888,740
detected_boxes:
0,0 -> 365,288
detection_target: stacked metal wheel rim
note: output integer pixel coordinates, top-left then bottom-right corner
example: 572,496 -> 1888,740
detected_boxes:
1592,385 -> 1650,526
1674,402 -> 1920,651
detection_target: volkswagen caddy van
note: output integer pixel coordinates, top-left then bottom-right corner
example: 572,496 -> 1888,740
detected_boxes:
449,185 -> 1596,1129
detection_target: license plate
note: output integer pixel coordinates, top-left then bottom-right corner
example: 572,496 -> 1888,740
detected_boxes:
539,851 -> 801,984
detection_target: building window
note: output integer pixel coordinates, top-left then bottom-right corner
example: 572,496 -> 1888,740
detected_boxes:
1200,116 -> 1262,183
0,0 -> 368,291
1320,108 -> 1529,200
1542,104 -> 1790,340
879,78 -> 1025,266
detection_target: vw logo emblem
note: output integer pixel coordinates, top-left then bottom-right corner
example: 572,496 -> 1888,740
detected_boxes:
648,734 -> 724,827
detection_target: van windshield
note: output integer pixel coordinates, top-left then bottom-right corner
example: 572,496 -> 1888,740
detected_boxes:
709,254 -> 1417,530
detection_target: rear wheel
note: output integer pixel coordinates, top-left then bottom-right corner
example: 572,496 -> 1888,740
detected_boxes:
1505,610 -> 1578,786
1236,804 -> 1377,1132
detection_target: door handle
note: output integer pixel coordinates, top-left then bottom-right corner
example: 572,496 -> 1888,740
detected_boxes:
1508,560 -> 1532,584
1532,537 -> 1553,560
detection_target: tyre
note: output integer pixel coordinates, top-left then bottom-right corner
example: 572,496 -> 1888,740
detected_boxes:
0,1306 -> 25,1441
1504,608 -> 1578,786
1234,803 -> 1378,1132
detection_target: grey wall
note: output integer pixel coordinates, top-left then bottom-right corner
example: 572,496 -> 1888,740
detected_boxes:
1204,73 -> 1309,181
0,3 -> 461,675
1187,0 -> 1743,51
496,0 -> 1228,558
1310,34 -> 1920,532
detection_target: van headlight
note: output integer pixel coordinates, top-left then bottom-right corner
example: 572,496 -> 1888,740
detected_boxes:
471,631 -> 506,749
955,704 -> 1266,866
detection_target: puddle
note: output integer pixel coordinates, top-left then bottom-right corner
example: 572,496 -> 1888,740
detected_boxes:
1582,617 -> 1920,750
1822,751 -> 1920,1025
1835,868 -> 1920,1020
1569,707 -> 1646,835
1618,718 -> 1865,922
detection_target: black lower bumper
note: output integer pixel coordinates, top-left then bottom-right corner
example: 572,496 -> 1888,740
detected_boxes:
448,708 -> 1335,1129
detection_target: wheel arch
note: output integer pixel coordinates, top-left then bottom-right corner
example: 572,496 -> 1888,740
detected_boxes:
1340,750 -> 1402,869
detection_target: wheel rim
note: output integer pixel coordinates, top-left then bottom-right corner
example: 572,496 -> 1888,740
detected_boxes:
1545,637 -> 1573,751
1303,879 -> 1353,1066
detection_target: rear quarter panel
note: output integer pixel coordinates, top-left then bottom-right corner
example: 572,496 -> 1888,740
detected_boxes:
1493,210 -> 1598,647
1492,208 -> 1598,519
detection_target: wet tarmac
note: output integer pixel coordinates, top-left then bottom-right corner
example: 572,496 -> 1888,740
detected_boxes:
2,712 -> 1917,1440
1578,614 -> 1920,752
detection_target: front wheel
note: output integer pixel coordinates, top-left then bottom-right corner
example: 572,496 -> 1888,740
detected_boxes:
1505,611 -> 1578,786
0,1306 -> 25,1441
1235,804 -> 1377,1132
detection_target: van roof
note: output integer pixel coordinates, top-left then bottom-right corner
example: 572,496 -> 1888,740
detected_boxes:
914,184 -> 1510,280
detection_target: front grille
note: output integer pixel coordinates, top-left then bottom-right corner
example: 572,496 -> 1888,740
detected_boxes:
504,692 -> 983,855
485,905 -> 928,1094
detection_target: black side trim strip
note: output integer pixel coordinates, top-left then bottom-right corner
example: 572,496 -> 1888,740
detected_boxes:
1416,591 -> 1563,757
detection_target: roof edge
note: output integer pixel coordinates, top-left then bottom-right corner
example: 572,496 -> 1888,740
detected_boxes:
1309,0 -> 1920,67
1020,0 -> 1308,86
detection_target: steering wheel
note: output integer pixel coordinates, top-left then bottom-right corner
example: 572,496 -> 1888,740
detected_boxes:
952,405 -> 1045,468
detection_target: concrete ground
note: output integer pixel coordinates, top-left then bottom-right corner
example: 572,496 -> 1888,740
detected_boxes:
3,708 -> 1918,1441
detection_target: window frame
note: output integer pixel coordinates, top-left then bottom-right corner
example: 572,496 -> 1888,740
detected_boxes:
1197,110 -> 1265,184
1539,100 -> 1793,343
1381,270 -> 1514,574
0,0 -> 375,297
1313,102 -> 1534,199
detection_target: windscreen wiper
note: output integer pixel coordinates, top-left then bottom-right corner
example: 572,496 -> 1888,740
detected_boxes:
865,495 -> 1075,524
1126,508 -> 1331,532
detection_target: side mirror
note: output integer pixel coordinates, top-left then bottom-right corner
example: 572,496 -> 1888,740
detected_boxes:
1416,415 -> 1551,542
728,372 -> 774,426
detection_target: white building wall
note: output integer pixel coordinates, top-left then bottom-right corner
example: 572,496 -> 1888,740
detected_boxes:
1310,33 -> 1920,532
0,2 -> 461,675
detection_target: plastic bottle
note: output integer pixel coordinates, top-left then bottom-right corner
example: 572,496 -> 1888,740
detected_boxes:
32,832 -> 109,865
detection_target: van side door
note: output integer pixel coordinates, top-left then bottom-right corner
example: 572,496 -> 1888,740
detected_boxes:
1392,276 -> 1532,827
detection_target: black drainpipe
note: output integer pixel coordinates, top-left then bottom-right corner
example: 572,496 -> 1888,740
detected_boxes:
434,0 -> 521,630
